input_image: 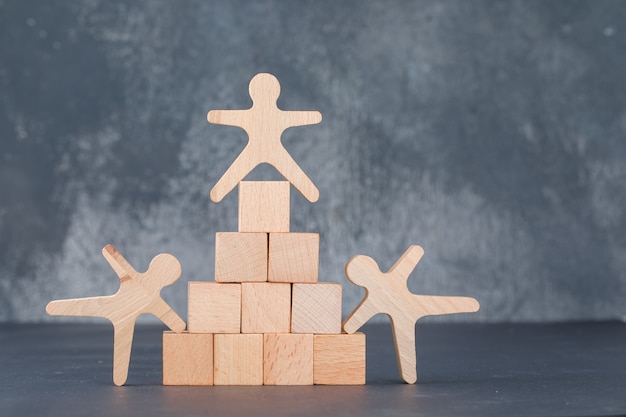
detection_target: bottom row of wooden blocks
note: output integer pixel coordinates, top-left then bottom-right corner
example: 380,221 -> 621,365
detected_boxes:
163,332 -> 365,386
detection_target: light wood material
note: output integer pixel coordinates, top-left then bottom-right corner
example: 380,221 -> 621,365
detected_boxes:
238,182 -> 290,232
208,73 -> 322,203
342,245 -> 480,384
214,334 -> 263,386
291,283 -> 342,334
187,282 -> 241,334
163,332 -> 214,385
313,333 -> 366,385
46,244 -> 186,386
241,283 -> 291,333
268,232 -> 319,283
263,333 -> 313,385
215,232 -> 268,282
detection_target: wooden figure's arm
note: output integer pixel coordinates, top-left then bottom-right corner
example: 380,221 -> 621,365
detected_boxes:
150,297 -> 186,333
102,245 -> 138,280
281,110 -> 322,128
389,245 -> 424,279
207,109 -> 250,128
343,297 -> 378,334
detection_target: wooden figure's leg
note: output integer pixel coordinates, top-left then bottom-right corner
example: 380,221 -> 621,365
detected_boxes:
270,148 -> 319,203
210,147 -> 256,202
342,298 -> 378,334
417,295 -> 480,316
46,296 -> 113,318
389,316 -> 418,384
112,320 -> 136,386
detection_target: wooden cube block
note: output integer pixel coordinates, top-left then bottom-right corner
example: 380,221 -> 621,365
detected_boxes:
268,233 -> 319,283
291,283 -> 342,334
241,283 -> 291,333
314,333 -> 366,385
188,282 -> 241,333
215,232 -> 268,282
163,332 -> 214,385
214,334 -> 263,385
264,334 -> 313,385
239,181 -> 290,232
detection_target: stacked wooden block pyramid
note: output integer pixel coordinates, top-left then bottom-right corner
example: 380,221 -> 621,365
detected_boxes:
162,181 -> 365,385
161,73 -> 366,386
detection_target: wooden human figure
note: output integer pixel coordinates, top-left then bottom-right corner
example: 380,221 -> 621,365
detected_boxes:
207,73 -> 322,203
46,245 -> 186,386
342,245 -> 480,384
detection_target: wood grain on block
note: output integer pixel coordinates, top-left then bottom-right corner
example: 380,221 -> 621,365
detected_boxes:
215,232 -> 268,282
268,233 -> 319,283
264,333 -> 313,385
313,333 -> 365,385
342,245 -> 480,384
291,283 -> 342,334
214,334 -> 263,386
241,283 -> 291,333
163,332 -> 213,385
238,181 -> 290,232
45,244 -> 186,386
208,73 -> 321,203
187,282 -> 241,333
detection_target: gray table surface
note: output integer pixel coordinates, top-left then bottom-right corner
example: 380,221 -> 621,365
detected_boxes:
2,322 -> 626,417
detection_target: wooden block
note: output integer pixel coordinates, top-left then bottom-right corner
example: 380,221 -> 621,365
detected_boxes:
215,232 -> 268,282
264,333 -> 313,385
239,181 -> 290,232
188,282 -> 241,333
241,283 -> 291,333
314,333 -> 365,385
342,245 -> 480,384
163,332 -> 213,385
214,334 -> 263,385
268,233 -> 319,283
291,283 -> 342,334
46,244 -> 186,386
208,73 -> 321,203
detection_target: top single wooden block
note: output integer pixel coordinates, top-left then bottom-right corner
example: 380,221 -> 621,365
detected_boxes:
207,73 -> 321,203
239,181 -> 290,232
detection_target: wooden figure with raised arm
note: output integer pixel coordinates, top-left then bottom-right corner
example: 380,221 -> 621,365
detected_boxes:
46,244 -> 186,386
207,73 -> 322,203
342,245 -> 480,384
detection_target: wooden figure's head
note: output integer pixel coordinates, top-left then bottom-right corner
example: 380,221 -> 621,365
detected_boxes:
249,73 -> 281,104
145,253 -> 182,288
345,255 -> 380,287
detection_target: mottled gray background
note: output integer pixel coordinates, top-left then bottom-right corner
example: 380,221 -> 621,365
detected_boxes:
1,0 -> 625,323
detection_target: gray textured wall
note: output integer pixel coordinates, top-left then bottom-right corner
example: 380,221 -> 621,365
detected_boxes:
1,0 -> 626,323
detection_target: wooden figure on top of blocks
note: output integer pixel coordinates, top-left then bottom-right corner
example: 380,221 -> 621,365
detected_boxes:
207,72 -> 321,204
